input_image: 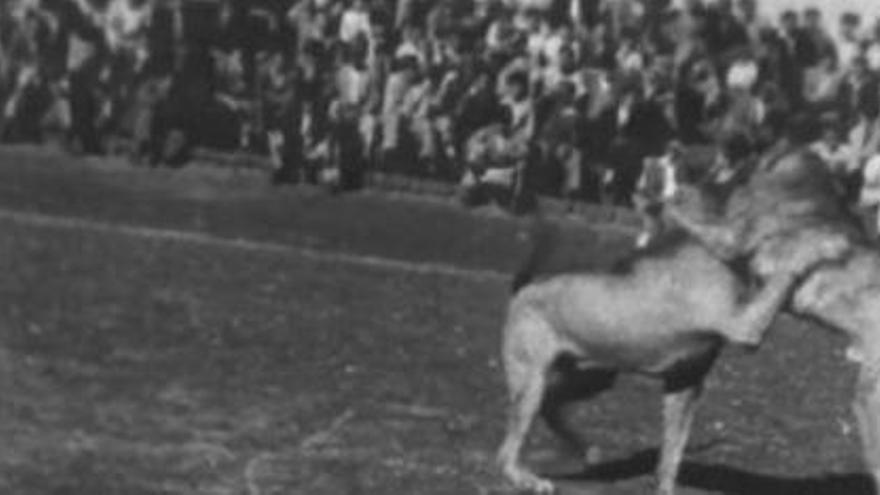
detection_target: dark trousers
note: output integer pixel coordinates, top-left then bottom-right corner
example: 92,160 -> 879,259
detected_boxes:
333,119 -> 365,191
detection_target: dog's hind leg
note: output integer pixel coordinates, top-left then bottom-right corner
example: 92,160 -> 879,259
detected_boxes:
498,309 -> 560,494
540,363 -> 616,466
853,361 -> 880,491
655,383 -> 703,495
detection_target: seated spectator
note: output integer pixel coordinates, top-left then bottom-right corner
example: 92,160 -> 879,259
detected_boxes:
501,70 -> 534,139
810,119 -> 853,181
453,64 -> 505,153
459,121 -> 527,210
459,74 -> 532,210
406,65 -> 457,177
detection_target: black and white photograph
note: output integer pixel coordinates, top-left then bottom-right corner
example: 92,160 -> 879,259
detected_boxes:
2,0 -> 880,493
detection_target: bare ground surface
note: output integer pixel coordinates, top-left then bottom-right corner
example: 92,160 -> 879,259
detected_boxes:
0,146 -> 872,494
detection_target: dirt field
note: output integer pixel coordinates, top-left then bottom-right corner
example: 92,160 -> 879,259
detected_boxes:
0,146 -> 872,495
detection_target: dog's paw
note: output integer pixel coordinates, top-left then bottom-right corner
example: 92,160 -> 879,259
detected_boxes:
584,446 -> 603,466
505,466 -> 555,494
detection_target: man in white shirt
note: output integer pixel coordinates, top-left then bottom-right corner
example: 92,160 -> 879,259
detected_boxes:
726,51 -> 759,91
339,0 -> 371,45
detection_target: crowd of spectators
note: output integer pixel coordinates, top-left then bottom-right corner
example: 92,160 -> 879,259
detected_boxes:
3,0 -> 880,215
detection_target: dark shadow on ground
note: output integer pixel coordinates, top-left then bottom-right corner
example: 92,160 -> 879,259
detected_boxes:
558,449 -> 874,495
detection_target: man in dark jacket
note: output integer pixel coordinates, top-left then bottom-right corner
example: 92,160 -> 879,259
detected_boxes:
838,56 -> 880,128
778,10 -> 820,110
592,80 -> 675,205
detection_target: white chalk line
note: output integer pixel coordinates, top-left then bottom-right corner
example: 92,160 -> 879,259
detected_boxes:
0,208 -> 509,282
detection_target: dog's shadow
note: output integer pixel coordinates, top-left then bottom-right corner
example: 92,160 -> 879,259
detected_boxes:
555,449 -> 874,495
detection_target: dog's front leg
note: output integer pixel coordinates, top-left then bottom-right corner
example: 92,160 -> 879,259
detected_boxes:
656,384 -> 703,495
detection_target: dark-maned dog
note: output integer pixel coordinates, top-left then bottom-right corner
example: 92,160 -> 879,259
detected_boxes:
666,148 -> 880,492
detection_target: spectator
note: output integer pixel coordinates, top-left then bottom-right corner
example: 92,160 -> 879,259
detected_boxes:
330,37 -> 372,190
339,0 -> 371,45
803,52 -> 842,114
733,0 -> 770,45
810,118 -> 852,177
778,10 -> 817,110
837,12 -> 863,70
675,58 -> 718,144
838,56 -> 879,128
260,50 -> 297,179
634,140 -> 683,247
703,0 -> 749,64
803,8 -> 835,64
847,92 -> 880,193
6,0 -> 880,217
708,130 -> 756,188
535,80 -> 582,202
860,154 -> 880,238
380,55 -> 419,171
67,39 -> 102,154
867,20 -> 880,72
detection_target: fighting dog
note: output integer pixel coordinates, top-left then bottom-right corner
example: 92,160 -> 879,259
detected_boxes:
665,149 -> 880,491
498,226 -> 848,494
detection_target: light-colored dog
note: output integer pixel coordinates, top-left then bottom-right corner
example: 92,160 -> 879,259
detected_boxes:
498,228 -> 846,494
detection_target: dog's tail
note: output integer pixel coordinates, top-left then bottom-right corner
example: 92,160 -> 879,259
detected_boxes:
511,217 -> 558,294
